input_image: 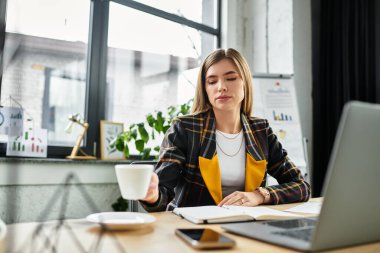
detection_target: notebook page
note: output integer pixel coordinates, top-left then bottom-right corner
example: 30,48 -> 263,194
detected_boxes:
223,206 -> 300,218
283,202 -> 322,214
174,206 -> 243,220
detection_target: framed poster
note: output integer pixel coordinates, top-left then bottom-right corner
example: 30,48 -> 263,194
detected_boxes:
100,120 -> 125,160
6,126 -> 47,158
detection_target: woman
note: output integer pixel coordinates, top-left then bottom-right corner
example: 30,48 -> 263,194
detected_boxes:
140,48 -> 310,212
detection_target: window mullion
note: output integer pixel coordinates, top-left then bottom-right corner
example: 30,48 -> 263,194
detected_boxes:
0,0 -> 7,89
217,0 -> 221,47
0,0 -> 8,155
111,0 -> 219,36
85,0 -> 109,157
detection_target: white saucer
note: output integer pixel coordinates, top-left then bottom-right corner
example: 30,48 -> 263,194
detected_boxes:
86,212 -> 156,230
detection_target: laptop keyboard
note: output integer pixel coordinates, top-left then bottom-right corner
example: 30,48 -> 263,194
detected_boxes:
258,219 -> 316,242
262,218 -> 316,229
273,228 -> 313,242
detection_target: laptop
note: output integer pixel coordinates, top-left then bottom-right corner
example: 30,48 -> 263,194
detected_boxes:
222,101 -> 380,252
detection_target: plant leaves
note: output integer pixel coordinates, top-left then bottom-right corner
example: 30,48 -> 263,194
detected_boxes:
111,196 -> 129,211
146,114 -> 155,127
130,129 -> 138,139
123,143 -> 130,158
167,105 -> 176,118
155,111 -> 165,133
115,136 -> 124,151
151,129 -> 155,140
163,125 -> 170,133
138,124 -> 149,143
123,131 -> 130,142
135,139 -> 145,153
141,148 -> 151,160
116,99 -> 193,159
180,103 -> 190,115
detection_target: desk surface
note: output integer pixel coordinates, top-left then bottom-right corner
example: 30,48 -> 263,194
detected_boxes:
5,198 -> 380,253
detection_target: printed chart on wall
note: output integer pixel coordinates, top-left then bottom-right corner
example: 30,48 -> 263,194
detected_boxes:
0,106 -> 23,136
6,124 -> 47,158
252,77 -> 307,177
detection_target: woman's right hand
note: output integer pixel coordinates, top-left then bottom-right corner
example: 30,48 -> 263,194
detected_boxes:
140,172 -> 159,204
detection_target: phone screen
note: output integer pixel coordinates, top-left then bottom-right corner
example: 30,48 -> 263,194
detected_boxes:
175,228 -> 235,249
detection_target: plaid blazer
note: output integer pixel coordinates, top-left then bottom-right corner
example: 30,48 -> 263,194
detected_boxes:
141,110 -> 310,212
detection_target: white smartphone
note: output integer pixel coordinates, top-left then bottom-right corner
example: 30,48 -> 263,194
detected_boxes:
175,228 -> 236,249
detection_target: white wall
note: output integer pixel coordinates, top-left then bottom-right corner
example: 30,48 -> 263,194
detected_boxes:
0,184 -> 120,224
222,0 -> 293,74
293,0 -> 313,180
0,160 -> 124,224
222,0 -> 313,175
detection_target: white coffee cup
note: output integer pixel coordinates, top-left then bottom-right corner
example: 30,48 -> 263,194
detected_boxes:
115,164 -> 154,200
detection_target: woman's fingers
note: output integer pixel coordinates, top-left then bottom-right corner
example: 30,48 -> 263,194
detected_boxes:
218,191 -> 262,207
218,191 -> 244,206
148,173 -> 158,190
141,173 -> 159,203
218,192 -> 235,206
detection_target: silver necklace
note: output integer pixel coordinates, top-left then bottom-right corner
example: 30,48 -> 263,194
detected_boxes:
216,129 -> 242,140
216,136 -> 244,157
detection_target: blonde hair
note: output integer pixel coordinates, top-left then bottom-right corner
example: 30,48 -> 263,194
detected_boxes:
191,48 -> 253,116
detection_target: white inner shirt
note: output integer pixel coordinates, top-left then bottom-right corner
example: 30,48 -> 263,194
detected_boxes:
215,129 -> 246,198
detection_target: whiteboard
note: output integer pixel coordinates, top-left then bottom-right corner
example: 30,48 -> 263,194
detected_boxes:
252,76 -> 307,180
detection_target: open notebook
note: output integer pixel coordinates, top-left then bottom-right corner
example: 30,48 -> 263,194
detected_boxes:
173,205 -> 300,224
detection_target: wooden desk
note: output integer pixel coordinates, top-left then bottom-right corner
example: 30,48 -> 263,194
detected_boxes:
5,199 -> 380,253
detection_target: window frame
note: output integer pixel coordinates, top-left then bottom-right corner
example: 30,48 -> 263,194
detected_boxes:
0,0 -> 8,156
0,0 -> 221,158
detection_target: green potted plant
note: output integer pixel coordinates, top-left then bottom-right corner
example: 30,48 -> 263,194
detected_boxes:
111,99 -> 192,160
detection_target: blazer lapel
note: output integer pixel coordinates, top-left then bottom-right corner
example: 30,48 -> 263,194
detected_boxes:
241,114 -> 265,161
241,114 -> 267,191
245,153 -> 267,191
199,110 -> 216,159
198,110 -> 222,204
198,155 -> 222,204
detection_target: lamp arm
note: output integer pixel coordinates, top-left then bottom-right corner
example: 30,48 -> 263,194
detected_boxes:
69,123 -> 89,157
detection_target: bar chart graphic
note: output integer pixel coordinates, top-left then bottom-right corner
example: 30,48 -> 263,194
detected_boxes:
11,136 -> 26,152
272,110 -> 293,121
7,127 -> 47,157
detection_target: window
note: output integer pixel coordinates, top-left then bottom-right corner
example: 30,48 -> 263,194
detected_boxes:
130,0 -> 218,28
106,3 -> 217,125
1,0 -> 90,148
0,0 -> 220,158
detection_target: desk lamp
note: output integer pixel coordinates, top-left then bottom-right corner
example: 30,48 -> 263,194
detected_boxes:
65,114 -> 96,160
